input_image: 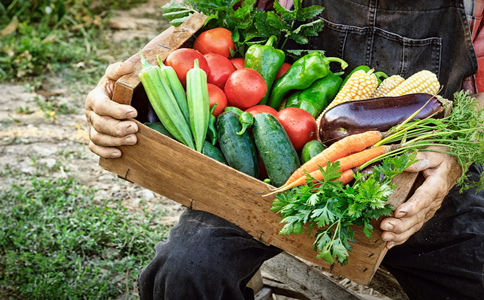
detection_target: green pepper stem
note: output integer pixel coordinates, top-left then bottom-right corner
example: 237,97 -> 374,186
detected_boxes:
324,57 -> 348,70
266,35 -> 278,47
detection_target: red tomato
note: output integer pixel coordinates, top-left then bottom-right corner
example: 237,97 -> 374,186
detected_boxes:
165,48 -> 209,83
277,107 -> 318,152
224,68 -> 267,110
245,105 -> 279,118
230,58 -> 245,70
193,28 -> 235,58
207,83 -> 227,117
204,53 -> 236,90
275,62 -> 291,80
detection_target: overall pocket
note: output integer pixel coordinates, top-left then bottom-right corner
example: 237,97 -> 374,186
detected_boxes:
313,18 -> 442,79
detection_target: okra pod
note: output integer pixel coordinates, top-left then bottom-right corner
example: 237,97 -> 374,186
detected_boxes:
186,59 -> 210,152
138,51 -> 195,149
157,55 -> 190,125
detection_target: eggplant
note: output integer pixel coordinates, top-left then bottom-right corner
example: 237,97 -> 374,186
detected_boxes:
319,93 -> 449,145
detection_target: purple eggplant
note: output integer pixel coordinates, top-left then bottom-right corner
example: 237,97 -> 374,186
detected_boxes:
319,93 -> 449,145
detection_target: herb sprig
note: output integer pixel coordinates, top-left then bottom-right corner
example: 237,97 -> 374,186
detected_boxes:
161,0 -> 325,56
271,152 -> 417,265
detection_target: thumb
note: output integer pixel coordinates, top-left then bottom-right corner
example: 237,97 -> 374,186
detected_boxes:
105,60 -> 134,82
405,148 -> 447,172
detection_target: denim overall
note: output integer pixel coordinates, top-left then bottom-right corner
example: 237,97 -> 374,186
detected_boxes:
137,1 -> 484,299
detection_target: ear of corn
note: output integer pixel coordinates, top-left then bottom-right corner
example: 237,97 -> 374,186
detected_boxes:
322,69 -> 379,114
386,70 -> 440,96
316,69 -> 378,136
370,75 -> 405,98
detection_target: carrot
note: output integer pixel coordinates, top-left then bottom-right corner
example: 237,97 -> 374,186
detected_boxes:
336,169 -> 355,185
284,131 -> 383,187
265,145 -> 393,195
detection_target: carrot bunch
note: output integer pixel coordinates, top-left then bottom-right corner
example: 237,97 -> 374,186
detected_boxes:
266,131 -> 397,195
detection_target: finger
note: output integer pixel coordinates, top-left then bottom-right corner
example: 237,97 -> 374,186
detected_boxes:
105,60 -> 134,82
90,127 -> 138,147
382,221 -> 422,249
393,172 -> 445,218
88,141 -> 122,159
88,111 -> 138,137
86,87 -> 137,119
405,149 -> 445,172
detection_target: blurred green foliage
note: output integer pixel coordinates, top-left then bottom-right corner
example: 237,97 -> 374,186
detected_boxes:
0,0 -> 149,81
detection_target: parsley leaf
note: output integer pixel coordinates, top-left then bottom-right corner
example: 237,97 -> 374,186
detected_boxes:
272,152 -> 417,266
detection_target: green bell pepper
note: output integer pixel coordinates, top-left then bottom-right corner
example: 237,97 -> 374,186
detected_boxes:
244,35 -> 285,105
267,51 -> 348,109
285,71 -> 343,118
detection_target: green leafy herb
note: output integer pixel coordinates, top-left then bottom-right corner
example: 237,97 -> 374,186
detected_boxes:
161,0 -> 325,55
271,152 -> 417,265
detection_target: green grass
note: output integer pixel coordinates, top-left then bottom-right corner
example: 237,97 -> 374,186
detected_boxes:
0,175 -> 170,299
0,0 -> 154,84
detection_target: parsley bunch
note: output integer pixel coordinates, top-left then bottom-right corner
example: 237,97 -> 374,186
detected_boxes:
161,0 -> 325,56
271,152 -> 417,265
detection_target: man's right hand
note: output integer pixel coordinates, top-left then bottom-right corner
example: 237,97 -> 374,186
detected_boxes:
85,61 -> 138,158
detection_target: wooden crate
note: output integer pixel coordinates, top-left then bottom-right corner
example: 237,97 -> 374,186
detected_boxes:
98,12 -> 419,286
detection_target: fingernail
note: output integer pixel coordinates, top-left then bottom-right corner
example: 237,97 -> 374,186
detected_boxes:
396,211 -> 407,218
126,111 -> 136,118
387,242 -> 395,249
111,152 -> 121,158
382,222 -> 393,231
125,136 -> 135,144
126,125 -> 136,134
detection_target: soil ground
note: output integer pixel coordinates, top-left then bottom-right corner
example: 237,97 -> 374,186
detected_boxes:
0,1 -> 397,299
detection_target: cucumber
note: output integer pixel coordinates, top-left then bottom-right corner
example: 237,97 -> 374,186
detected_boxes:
202,140 -> 227,165
252,113 -> 300,187
301,140 -> 326,164
144,122 -> 174,139
216,111 -> 259,178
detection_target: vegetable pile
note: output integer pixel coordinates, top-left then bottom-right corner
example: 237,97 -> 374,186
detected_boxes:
138,0 -> 484,266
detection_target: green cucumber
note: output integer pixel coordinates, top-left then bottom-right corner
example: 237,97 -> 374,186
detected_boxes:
301,140 -> 326,164
252,113 -> 300,187
217,111 -> 259,178
144,122 -> 174,139
202,140 -> 227,164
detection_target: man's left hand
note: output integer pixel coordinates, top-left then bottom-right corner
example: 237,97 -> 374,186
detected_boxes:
380,146 -> 462,249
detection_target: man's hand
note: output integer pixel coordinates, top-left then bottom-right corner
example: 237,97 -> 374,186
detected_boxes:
380,146 -> 462,249
85,61 -> 138,158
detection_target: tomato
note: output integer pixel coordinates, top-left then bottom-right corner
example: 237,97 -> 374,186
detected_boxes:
165,48 -> 209,83
244,105 -> 279,118
230,58 -> 245,70
224,68 -> 267,110
275,62 -> 291,80
193,28 -> 235,58
277,107 -> 318,152
207,83 -> 227,117
204,53 -> 236,90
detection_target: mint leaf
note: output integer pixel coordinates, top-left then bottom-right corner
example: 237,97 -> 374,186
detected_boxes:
297,5 -> 325,21
266,11 -> 291,31
273,0 -> 297,21
293,19 -> 324,37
